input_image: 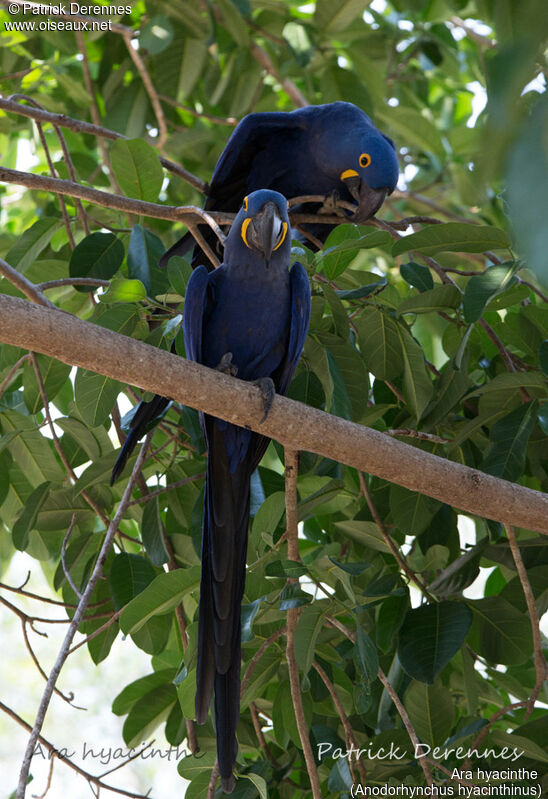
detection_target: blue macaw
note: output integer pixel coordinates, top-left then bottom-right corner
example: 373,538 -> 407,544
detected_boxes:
184,190 -> 310,791
160,101 -> 399,267
114,191 -> 310,791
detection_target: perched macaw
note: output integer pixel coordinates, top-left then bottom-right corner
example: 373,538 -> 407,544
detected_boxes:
160,101 -> 399,267
113,191 -> 311,791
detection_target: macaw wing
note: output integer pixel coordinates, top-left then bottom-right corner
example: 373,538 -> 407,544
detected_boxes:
276,262 -> 311,396
183,265 -> 210,364
206,111 -> 306,210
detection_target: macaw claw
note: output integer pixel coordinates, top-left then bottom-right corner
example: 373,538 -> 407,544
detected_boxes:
253,377 -> 276,423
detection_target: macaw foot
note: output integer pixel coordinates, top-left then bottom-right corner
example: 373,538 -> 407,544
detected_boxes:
253,377 -> 276,424
216,352 -> 238,377
319,189 -> 341,215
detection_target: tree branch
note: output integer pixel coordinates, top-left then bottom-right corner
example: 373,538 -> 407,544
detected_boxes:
504,524 -> 548,717
16,434 -> 152,799
0,96 -> 206,192
1,294 -> 546,535
0,701 -> 153,799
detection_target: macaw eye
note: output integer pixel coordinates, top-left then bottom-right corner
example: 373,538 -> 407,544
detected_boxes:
243,196 -> 248,211
359,153 -> 372,168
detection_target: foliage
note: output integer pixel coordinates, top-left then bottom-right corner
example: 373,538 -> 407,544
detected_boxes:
1,1 -> 547,798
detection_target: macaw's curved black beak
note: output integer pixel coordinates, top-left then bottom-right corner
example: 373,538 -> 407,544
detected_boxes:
247,201 -> 284,267
341,172 -> 389,222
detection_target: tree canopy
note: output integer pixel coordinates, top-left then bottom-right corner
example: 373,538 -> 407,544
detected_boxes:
0,1 -> 547,798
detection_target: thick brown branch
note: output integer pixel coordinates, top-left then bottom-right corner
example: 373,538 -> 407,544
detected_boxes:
1,295 -> 547,535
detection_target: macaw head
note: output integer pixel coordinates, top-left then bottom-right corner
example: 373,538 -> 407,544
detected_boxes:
315,106 -> 400,220
226,189 -> 290,268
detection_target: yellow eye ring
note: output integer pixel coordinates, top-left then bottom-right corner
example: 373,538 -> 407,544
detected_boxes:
359,153 -> 372,168
243,196 -> 248,211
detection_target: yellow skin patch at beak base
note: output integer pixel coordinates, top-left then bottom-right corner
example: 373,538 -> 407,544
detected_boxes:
241,217 -> 251,248
240,218 -> 288,251
272,221 -> 288,251
340,169 -> 359,181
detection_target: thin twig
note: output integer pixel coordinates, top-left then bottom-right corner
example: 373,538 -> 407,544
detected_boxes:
16,434 -> 152,799
120,30 -> 167,148
38,278 -> 111,290
0,96 -> 206,192
377,668 -> 434,787
207,761 -> 220,799
0,353 -> 31,398
359,472 -> 434,600
30,352 -> 110,527
240,628 -> 286,698
159,94 -> 237,126
313,661 -> 367,782
504,524 -> 548,717
0,166 -> 222,231
249,702 -> 282,768
61,515 -> 83,599
249,42 -> 308,107
0,258 -> 56,308
283,448 -> 321,797
127,473 -> 205,506
0,701 -> 153,799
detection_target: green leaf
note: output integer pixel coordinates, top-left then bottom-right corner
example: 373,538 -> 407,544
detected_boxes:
397,326 -> 433,420
481,401 -> 537,481
335,275 -> 387,300
139,15 -> 174,54
356,307 -> 403,380
252,491 -> 285,538
398,601 -> 472,683
241,597 -> 264,643
539,340 -> 548,375
112,668 -> 176,716
109,553 -> 158,611
468,597 -> 533,665
392,223 -> 510,257
321,227 -> 391,280
127,224 -> 169,296
279,581 -> 312,610
398,285 -> 461,315
69,232 -> 125,290
334,520 -> 391,553
12,482 -> 50,551
167,256 -> 193,298
315,0 -> 374,33
404,679 -> 454,746
241,773 -> 268,799
5,218 -> 61,274
2,411 -> 65,484
120,566 -> 201,635
265,560 -> 307,579
428,545 -> 484,596
294,604 -> 325,674
74,369 -> 124,428
354,625 -> 379,685
216,0 -> 249,46
177,750 -> 217,780
141,496 -> 169,566
462,264 -> 516,323
390,485 -> 441,536
122,683 -> 177,747
377,106 -> 445,160
99,277 -> 147,304
400,262 -> 434,292
23,355 -> 71,415
110,139 -> 164,202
